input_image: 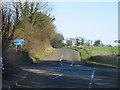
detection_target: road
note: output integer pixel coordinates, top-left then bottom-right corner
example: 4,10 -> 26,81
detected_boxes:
2,48 -> 119,89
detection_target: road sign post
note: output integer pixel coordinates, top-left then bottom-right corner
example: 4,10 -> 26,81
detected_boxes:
21,44 -> 22,56
16,45 -> 17,52
14,39 -> 24,56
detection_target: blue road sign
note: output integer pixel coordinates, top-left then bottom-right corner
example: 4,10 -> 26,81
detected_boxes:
14,39 -> 24,45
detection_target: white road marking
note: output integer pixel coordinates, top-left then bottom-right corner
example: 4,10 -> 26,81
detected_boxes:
70,63 -> 73,66
70,63 -> 82,67
74,65 -> 81,67
52,74 -> 63,79
15,72 -> 28,87
61,55 -> 64,58
91,70 -> 95,79
88,70 -> 95,89
59,58 -> 62,62
16,82 -> 21,87
59,55 -> 64,66
60,62 -> 62,66
49,73 -> 62,76
49,73 -> 63,79
89,82 -> 92,88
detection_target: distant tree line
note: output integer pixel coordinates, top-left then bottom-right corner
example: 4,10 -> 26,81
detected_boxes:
63,37 -> 115,47
50,33 -> 64,48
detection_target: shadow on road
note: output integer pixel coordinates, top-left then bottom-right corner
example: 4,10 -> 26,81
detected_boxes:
2,49 -> 119,89
2,49 -> 33,74
15,70 -> 92,88
35,60 -> 83,66
89,55 -> 118,65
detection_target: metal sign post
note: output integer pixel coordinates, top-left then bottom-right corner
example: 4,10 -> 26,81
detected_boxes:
14,39 -> 24,56
16,45 -> 18,52
21,44 -> 22,56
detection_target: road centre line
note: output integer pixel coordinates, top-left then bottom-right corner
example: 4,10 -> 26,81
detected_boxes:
70,63 -> 73,66
91,70 -> 95,79
74,65 -> 81,67
51,74 -> 63,79
88,82 -> 92,89
48,73 -> 63,79
59,55 -> 64,66
59,58 -> 62,62
88,70 -> 95,89
61,55 -> 64,58
15,72 -> 28,87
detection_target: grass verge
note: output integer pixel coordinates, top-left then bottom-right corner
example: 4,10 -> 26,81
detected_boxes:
85,60 -> 118,68
64,46 -> 91,60
65,46 -> 119,68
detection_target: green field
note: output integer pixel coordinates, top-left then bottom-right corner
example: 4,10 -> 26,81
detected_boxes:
84,46 -> 119,56
65,46 -> 119,68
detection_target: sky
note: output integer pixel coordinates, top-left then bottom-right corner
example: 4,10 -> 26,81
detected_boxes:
51,1 -> 118,45
1,0 -> 119,45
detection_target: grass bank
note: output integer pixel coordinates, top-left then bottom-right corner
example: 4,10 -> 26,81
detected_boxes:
86,55 -> 118,68
65,46 -> 91,60
31,47 -> 55,62
65,46 -> 119,68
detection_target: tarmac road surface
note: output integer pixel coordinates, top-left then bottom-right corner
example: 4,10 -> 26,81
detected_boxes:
2,48 -> 119,89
